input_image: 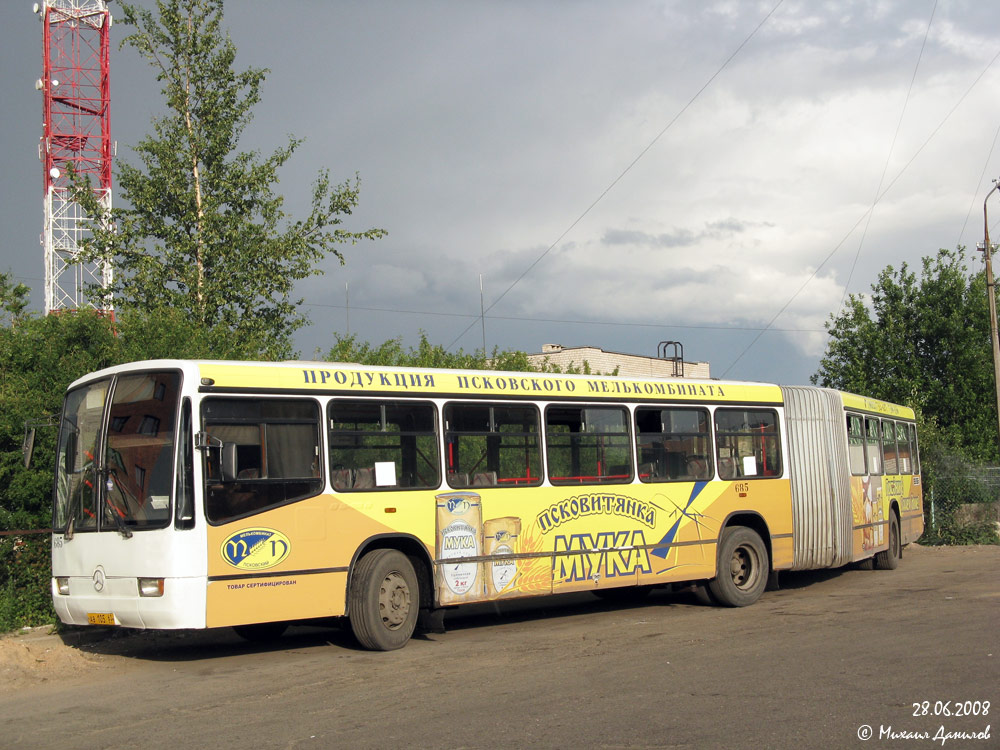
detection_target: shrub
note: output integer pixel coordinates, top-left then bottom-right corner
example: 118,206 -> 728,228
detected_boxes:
0,535 -> 54,631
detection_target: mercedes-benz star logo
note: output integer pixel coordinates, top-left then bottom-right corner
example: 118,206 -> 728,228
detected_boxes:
92,568 -> 105,592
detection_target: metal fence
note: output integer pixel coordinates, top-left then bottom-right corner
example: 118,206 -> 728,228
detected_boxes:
924,461 -> 1000,543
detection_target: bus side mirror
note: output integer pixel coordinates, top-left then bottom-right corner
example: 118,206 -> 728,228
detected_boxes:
24,416 -> 61,470
22,426 -> 35,469
196,431 -> 228,482
222,442 -> 238,482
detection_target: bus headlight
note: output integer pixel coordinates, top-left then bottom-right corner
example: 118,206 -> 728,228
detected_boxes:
137,578 -> 164,597
55,577 -> 70,596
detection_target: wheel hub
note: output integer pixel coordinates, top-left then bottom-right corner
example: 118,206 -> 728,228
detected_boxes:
379,571 -> 411,629
730,546 -> 757,589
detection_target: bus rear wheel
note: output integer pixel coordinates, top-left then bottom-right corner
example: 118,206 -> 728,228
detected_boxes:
874,515 -> 900,570
349,548 -> 419,651
708,526 -> 769,607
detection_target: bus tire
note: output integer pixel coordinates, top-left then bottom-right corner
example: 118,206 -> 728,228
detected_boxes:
708,526 -> 769,607
874,514 -> 900,570
349,548 -> 419,651
233,622 -> 288,642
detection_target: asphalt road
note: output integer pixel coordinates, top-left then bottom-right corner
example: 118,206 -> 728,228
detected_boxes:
2,544 -> 997,750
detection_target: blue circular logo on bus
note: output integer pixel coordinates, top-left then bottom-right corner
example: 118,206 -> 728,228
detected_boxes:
221,528 -> 291,570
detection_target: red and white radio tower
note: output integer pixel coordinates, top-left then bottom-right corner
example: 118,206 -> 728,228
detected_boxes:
34,0 -> 113,315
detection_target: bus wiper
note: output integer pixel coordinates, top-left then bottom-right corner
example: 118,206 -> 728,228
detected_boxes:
102,468 -> 132,539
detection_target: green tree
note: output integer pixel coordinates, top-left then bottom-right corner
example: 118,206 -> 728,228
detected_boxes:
0,303 -> 265,630
325,333 -> 535,371
77,0 -> 384,359
323,332 -> 602,373
0,308 -> 121,630
0,302 -> 259,534
813,248 -> 995,461
0,272 -> 30,326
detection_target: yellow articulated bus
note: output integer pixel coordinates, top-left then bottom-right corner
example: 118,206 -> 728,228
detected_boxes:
51,360 -> 924,650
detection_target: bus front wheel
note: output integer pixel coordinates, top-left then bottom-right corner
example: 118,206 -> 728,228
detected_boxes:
708,526 -> 769,607
349,548 -> 419,651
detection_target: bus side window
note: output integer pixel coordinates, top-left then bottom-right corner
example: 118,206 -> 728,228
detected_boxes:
865,417 -> 882,476
714,408 -> 781,480
908,423 -> 920,475
328,399 -> 440,491
881,419 -> 898,475
635,406 -> 712,482
444,403 -> 542,489
895,422 -> 911,475
202,398 -> 323,524
846,413 -> 866,475
546,405 -> 632,485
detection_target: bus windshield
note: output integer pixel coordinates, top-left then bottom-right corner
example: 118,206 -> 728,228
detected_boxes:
54,372 -> 182,533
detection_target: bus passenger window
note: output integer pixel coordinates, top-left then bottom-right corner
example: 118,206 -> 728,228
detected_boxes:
908,423 -> 920,475
444,403 -> 542,489
202,398 -> 322,524
328,399 -> 440,492
635,407 -> 712,482
546,406 -> 632,485
714,409 -> 781,480
881,419 -> 898,475
895,422 -> 911,474
847,414 -> 866,475
864,418 -> 882,475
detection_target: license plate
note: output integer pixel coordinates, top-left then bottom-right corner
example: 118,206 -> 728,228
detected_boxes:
86,612 -> 116,626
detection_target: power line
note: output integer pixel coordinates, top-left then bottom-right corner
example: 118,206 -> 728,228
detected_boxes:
839,0 -> 937,312
720,41 -> 1000,379
303,301 -> 824,334
445,0 -> 786,351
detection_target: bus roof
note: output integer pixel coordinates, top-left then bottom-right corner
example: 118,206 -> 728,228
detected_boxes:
198,360 -> 783,404
839,391 -> 916,420
64,359 -> 914,416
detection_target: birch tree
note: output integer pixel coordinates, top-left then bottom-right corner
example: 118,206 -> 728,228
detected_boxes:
79,0 -> 385,358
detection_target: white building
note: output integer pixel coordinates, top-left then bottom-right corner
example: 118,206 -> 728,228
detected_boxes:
525,344 -> 710,379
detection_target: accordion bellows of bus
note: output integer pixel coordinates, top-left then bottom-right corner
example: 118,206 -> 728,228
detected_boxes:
50,360 -> 923,650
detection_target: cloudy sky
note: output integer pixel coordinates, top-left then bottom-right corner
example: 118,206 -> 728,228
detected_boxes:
3,0 -> 1000,386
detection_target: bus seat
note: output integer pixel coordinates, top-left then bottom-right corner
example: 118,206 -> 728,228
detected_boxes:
353,468 -> 375,488
448,472 -> 470,488
687,456 -> 709,478
332,468 -> 353,491
472,471 -> 497,487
